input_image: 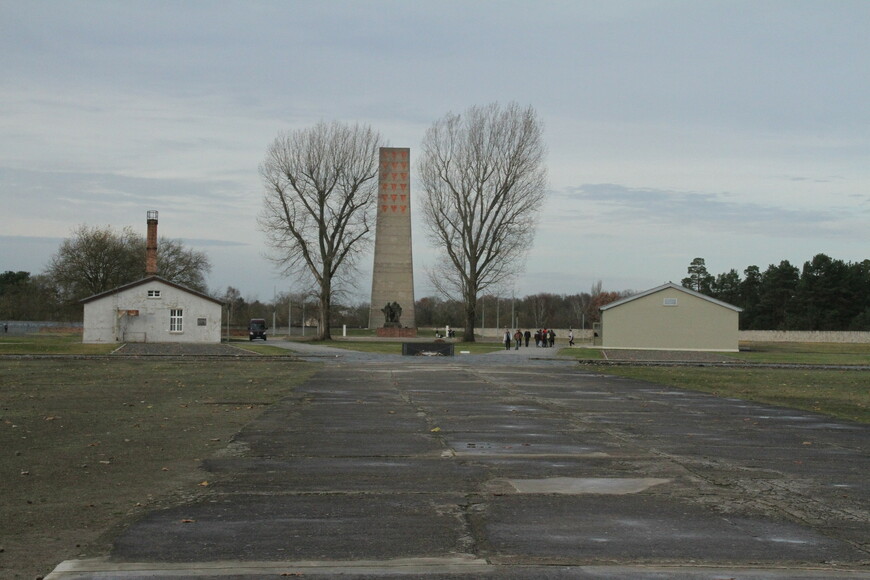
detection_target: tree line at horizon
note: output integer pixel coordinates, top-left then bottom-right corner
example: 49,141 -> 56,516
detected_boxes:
3,252 -> 868,333
681,255 -> 870,331
0,268 -> 625,332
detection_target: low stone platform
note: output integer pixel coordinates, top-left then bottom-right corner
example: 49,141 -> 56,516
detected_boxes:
376,327 -> 418,338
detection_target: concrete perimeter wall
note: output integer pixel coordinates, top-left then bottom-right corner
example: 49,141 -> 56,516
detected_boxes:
474,328 -> 870,344
473,328 -> 594,341
738,330 -> 870,343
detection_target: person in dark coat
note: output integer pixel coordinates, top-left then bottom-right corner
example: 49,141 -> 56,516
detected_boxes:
523,329 -> 531,347
503,329 -> 511,350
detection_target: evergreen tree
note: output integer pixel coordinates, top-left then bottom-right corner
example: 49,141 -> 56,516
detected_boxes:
752,261 -> 800,330
710,269 -> 741,305
681,258 -> 714,294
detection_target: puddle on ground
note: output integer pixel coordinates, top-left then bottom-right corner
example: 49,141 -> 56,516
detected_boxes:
501,477 -> 670,495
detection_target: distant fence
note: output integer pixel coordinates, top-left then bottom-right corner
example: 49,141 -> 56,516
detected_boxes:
738,330 -> 870,344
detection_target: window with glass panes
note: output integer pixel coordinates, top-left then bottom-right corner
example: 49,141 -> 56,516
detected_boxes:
170,309 -> 183,332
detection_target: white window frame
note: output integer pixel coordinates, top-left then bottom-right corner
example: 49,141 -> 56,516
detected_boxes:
147,290 -> 161,298
663,297 -> 678,306
170,309 -> 183,332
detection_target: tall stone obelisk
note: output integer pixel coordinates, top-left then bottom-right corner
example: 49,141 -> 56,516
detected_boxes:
369,147 -> 416,333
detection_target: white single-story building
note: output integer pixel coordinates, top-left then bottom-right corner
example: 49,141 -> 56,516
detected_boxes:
82,276 -> 223,344
596,282 -> 742,352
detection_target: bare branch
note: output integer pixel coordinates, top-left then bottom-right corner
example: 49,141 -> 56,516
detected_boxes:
418,102 -> 547,341
258,121 -> 383,339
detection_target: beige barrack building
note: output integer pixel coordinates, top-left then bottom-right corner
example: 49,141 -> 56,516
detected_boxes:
596,282 -> 742,352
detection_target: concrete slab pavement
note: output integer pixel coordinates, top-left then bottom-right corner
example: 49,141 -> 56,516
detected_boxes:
47,346 -> 869,579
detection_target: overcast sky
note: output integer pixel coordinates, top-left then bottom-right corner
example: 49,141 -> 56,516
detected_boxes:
2,0 -> 867,303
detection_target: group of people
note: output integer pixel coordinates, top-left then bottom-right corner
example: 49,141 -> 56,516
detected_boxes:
502,328 -> 575,350
502,328 -> 558,350
434,325 -> 456,339
535,328 -> 557,347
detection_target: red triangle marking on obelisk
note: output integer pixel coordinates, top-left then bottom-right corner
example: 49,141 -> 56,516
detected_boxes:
391,205 -> 397,212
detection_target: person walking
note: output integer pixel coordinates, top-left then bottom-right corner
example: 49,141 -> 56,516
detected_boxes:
523,329 -> 531,347
534,329 -> 541,347
568,329 -> 574,347
503,329 -> 511,350
548,328 -> 556,348
513,329 -> 522,350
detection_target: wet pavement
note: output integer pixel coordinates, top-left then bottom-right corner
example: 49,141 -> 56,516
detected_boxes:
48,341 -> 869,579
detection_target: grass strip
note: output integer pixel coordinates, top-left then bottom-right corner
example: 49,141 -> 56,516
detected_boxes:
588,365 -> 869,424
0,333 -> 117,355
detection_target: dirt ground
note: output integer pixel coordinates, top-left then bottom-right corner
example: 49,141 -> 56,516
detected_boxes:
0,356 -> 315,579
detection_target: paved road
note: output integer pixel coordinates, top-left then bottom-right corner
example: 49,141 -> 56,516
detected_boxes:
48,342 -> 870,579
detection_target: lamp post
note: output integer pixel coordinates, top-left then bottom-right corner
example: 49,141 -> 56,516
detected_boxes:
481,295 -> 485,337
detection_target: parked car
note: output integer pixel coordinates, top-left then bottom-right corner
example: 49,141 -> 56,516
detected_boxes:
248,318 -> 267,341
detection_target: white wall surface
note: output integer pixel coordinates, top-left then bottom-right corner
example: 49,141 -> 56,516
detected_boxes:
83,280 -> 221,343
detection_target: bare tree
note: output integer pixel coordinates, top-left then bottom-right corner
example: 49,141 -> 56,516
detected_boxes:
149,238 -> 211,292
46,225 -> 213,301
259,121 -> 383,340
418,102 -> 547,341
45,225 -> 212,301
47,225 -> 142,300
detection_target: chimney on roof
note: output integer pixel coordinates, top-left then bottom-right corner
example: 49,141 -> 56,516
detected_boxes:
146,210 -> 158,277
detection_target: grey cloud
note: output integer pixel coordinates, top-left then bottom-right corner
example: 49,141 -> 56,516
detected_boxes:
552,184 -> 862,238
180,238 -> 248,248
0,166 -> 248,224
